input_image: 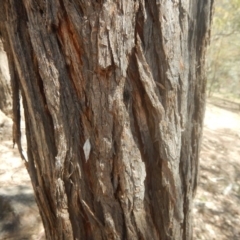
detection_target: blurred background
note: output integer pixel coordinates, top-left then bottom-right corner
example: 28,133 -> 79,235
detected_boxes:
207,0 -> 240,101
193,0 -> 240,239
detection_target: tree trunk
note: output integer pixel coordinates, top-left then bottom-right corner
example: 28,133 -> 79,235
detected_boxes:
0,39 -> 12,116
0,1 -> 213,239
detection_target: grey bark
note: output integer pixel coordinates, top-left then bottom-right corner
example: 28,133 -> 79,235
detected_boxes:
0,1 -> 213,239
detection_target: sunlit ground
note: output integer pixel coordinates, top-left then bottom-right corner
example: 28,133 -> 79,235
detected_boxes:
193,96 -> 240,240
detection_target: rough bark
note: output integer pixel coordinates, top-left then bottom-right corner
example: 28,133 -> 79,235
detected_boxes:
0,1 -> 213,239
0,39 -> 12,116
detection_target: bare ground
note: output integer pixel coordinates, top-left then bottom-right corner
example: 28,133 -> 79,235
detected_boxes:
193,100 -> 240,240
0,111 -> 44,240
0,100 -> 240,239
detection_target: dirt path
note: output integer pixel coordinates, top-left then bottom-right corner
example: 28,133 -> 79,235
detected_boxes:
0,102 -> 240,239
193,102 -> 240,239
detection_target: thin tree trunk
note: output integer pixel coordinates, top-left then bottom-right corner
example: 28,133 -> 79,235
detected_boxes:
0,39 -> 12,116
0,1 -> 213,239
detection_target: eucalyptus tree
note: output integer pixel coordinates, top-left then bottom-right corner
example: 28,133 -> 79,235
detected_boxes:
0,1 -> 213,239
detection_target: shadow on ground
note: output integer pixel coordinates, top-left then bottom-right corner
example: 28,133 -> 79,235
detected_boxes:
0,189 -> 44,240
0,111 -> 44,240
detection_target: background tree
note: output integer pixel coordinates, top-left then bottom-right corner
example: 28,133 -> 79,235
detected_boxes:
0,39 -> 12,116
0,1 -> 213,239
207,0 -> 240,97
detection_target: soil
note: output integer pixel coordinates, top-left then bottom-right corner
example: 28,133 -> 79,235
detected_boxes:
193,100 -> 240,240
0,100 -> 240,240
0,111 -> 44,240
